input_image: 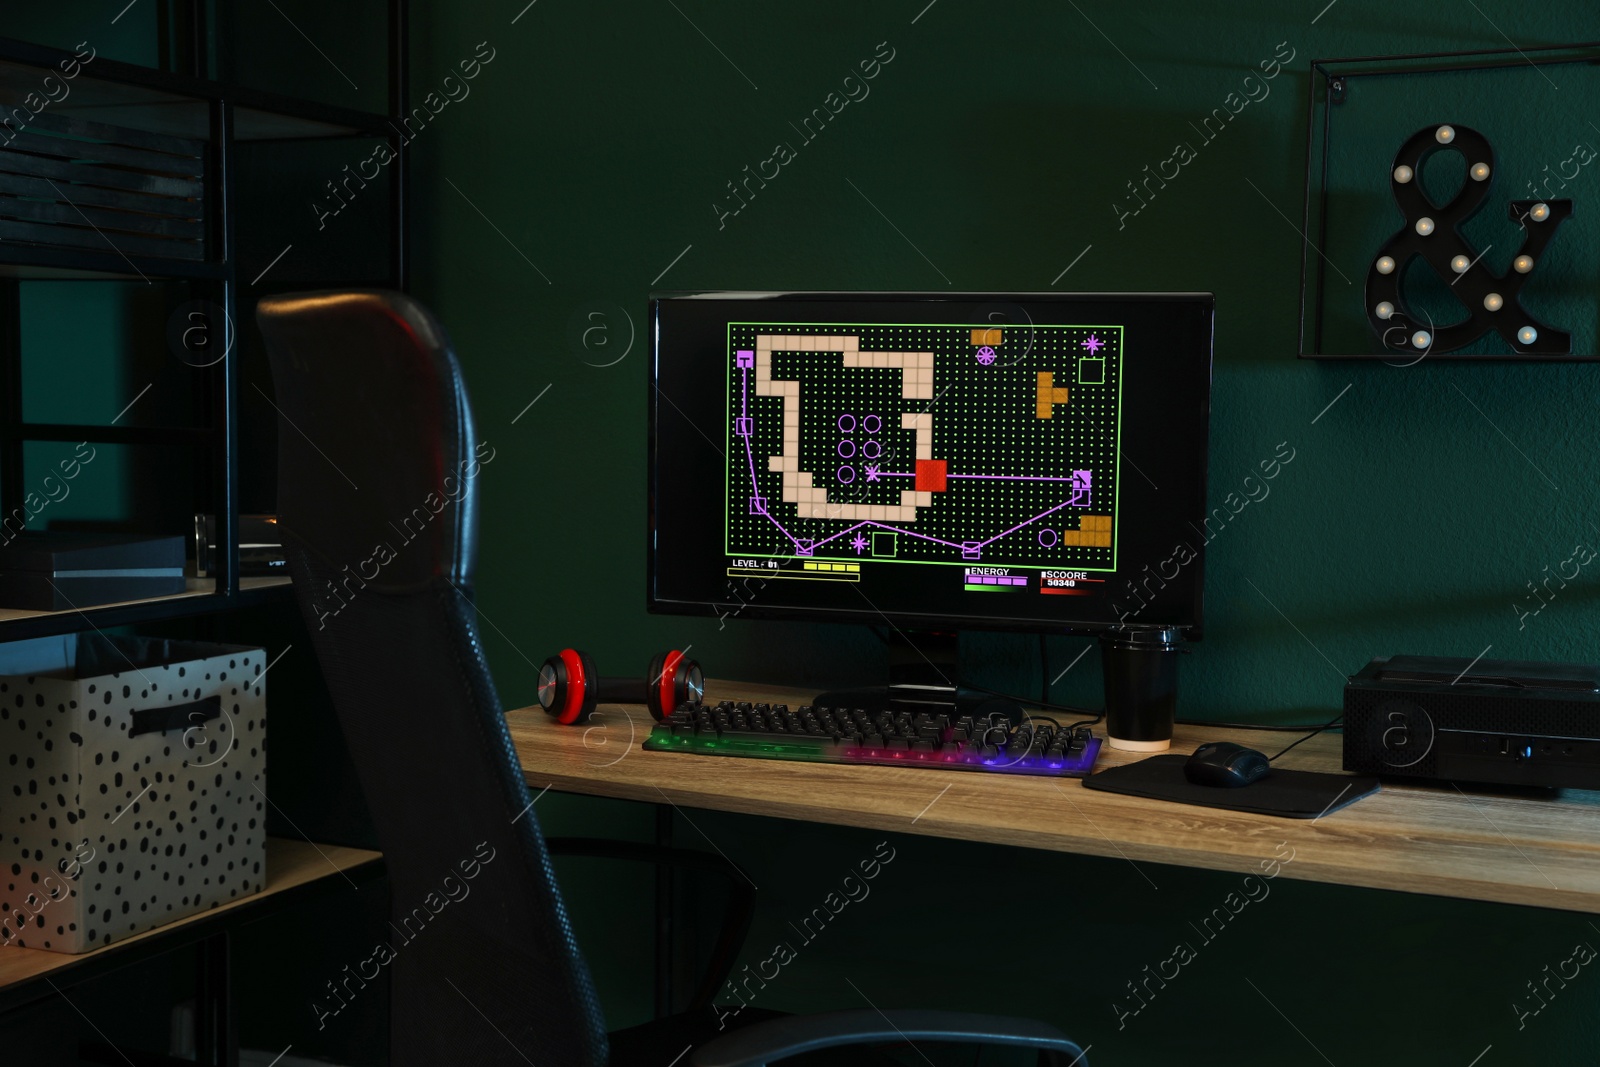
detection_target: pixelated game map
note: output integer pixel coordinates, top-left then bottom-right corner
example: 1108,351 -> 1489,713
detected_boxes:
726,322 -> 1124,596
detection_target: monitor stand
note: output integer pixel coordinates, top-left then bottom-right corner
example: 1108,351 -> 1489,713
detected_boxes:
812,629 -> 1025,718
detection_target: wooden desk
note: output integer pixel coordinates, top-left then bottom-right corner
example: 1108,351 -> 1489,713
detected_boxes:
0,837 -> 382,1011
508,680 -> 1600,915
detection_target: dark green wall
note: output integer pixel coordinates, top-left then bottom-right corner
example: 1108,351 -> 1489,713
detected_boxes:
404,2 -> 1600,1063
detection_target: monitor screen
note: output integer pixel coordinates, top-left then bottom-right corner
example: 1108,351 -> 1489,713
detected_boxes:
649,292 -> 1213,636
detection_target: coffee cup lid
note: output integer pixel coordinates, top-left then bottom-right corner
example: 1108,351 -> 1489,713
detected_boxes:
1100,626 -> 1185,651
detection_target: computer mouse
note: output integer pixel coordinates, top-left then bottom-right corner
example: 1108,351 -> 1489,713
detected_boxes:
1184,741 -> 1271,788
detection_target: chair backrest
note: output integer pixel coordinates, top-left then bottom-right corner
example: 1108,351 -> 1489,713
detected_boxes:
257,290 -> 609,1067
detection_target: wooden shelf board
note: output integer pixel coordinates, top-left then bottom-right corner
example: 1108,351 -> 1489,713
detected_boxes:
0,252 -> 225,283
0,575 -> 291,626
0,837 -> 381,992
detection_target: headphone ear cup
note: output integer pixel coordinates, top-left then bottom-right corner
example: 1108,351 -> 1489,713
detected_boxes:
538,654 -> 568,721
574,649 -> 600,723
649,650 -> 703,721
671,654 -> 700,709
646,651 -> 668,721
546,648 -> 599,725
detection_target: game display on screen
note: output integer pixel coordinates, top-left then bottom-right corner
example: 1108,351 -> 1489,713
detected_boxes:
650,293 -> 1211,634
725,322 -> 1122,598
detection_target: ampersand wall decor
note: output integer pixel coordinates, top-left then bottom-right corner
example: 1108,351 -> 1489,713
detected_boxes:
1366,123 -> 1573,356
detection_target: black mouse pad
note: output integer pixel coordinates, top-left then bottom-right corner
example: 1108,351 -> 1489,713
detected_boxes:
1082,754 -> 1379,818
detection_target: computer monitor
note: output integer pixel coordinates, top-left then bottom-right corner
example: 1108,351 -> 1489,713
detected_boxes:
649,292 -> 1213,711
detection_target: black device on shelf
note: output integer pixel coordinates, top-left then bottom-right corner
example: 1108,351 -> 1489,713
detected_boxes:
0,532 -> 186,610
1344,654 -> 1600,789
648,291 -> 1215,721
194,514 -> 287,578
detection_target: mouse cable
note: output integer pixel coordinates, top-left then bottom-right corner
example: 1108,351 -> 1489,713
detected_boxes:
1266,714 -> 1345,762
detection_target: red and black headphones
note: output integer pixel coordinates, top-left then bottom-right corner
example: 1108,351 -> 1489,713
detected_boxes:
537,648 -> 704,725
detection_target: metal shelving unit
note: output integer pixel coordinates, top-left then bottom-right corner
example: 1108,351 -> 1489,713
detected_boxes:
0,3 -> 408,641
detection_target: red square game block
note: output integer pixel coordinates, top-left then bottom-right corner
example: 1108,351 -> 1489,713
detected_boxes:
915,459 -> 948,492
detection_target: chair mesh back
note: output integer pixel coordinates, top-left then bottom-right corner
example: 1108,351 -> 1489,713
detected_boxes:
257,290 -> 608,1067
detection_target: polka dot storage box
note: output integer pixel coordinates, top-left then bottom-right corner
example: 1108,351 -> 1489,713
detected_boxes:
0,633 -> 267,953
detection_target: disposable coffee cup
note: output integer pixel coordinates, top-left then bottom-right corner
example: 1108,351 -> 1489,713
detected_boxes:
1100,627 -> 1184,751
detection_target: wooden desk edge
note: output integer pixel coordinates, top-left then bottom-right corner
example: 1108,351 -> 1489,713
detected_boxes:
518,755 -> 1600,913
509,682 -> 1600,916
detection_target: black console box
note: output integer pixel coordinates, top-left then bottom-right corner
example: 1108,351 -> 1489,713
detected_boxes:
1344,655 -> 1600,789
0,532 -> 186,611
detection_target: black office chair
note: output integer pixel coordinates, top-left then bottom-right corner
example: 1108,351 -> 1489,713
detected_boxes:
256,289 -> 1088,1067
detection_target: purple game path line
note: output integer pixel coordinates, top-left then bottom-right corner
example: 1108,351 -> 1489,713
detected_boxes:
741,365 -> 748,419
737,373 -> 1077,554
742,423 -> 762,499
739,368 -> 763,502
748,488 -> 804,552
808,520 -> 965,552
737,368 -> 807,552
743,429 -> 806,553
757,485 -> 1068,555
760,489 -> 1073,557
876,472 -> 1077,482
809,521 -> 871,550
977,497 -> 1077,548
862,522 -> 968,550
756,505 -> 805,551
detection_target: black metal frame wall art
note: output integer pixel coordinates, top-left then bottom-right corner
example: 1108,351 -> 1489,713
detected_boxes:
1298,42 -> 1600,362
1366,123 -> 1571,357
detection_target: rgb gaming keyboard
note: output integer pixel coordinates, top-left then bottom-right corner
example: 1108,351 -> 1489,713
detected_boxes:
645,701 -> 1101,777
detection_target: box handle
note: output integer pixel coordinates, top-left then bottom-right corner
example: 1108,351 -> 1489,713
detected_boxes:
129,695 -> 221,737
